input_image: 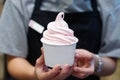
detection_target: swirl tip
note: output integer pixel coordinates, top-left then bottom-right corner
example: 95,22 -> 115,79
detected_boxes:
55,12 -> 65,22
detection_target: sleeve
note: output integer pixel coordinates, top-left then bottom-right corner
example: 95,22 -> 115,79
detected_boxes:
0,0 -> 28,58
97,0 -> 120,58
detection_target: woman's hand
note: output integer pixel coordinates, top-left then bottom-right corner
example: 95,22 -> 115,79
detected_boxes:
72,49 -> 95,79
34,48 -> 73,80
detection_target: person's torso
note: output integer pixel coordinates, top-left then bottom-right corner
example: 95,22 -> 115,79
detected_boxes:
27,0 -> 102,80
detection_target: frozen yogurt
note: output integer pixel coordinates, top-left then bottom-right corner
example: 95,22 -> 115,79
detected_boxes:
41,12 -> 78,67
41,12 -> 78,45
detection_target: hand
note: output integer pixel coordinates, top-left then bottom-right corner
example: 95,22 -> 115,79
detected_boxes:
34,48 -> 73,80
72,49 -> 95,79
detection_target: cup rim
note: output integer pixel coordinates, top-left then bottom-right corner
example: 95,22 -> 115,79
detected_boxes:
41,38 -> 78,46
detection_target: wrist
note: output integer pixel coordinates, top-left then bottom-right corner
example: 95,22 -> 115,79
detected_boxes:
29,66 -> 38,80
93,54 -> 103,73
34,67 -> 39,80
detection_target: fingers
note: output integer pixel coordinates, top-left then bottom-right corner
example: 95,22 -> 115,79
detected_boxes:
75,59 -> 94,74
36,47 -> 45,67
38,64 -> 72,80
41,47 -> 44,54
36,64 -> 61,80
72,66 -> 93,79
75,49 -> 93,60
72,72 -> 90,79
72,49 -> 95,79
36,54 -> 45,67
54,64 -> 73,80
41,64 -> 61,80
72,59 -> 94,79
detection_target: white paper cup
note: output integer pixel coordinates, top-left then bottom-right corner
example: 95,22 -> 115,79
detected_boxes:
42,43 -> 77,68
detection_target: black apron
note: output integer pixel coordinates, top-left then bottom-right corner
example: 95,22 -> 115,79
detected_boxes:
5,0 -> 102,80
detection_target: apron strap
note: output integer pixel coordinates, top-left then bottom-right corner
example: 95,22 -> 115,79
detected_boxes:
34,0 -> 43,12
91,0 -> 98,12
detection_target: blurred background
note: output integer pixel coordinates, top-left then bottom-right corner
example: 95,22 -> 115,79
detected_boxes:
0,0 -> 4,79
0,0 -> 120,80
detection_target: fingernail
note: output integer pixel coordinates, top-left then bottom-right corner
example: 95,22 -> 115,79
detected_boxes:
76,53 -> 79,57
55,64 -> 61,69
65,64 -> 71,69
74,67 -> 79,72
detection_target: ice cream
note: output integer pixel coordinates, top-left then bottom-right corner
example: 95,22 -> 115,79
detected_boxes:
41,12 -> 78,67
41,12 -> 78,45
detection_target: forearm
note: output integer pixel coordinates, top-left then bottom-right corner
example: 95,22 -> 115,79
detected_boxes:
94,55 -> 117,76
7,55 -> 37,80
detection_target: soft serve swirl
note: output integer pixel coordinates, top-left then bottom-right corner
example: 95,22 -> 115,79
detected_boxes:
41,12 -> 78,45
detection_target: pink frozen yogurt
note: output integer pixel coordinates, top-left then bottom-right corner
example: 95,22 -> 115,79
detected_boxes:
41,12 -> 78,45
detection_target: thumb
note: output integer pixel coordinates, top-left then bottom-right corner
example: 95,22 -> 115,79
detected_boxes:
36,54 -> 45,67
36,47 -> 45,66
41,47 -> 44,55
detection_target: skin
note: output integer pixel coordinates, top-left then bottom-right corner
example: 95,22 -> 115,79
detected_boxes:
7,48 -> 117,80
34,54 -> 73,80
72,49 -> 117,79
7,48 -> 73,80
